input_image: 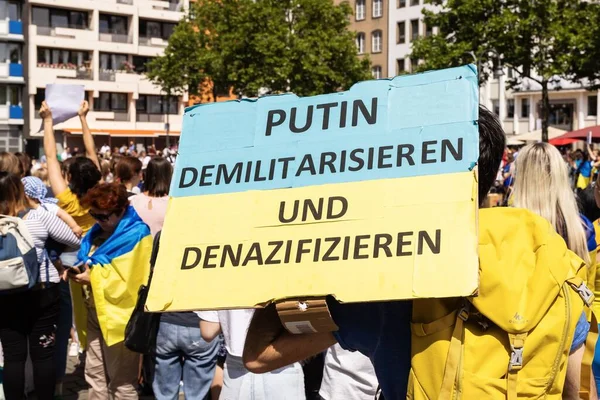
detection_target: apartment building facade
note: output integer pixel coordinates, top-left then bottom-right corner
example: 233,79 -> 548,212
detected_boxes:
386,0 -> 600,136
337,0 -> 388,79
0,0 -> 24,152
22,0 -> 188,154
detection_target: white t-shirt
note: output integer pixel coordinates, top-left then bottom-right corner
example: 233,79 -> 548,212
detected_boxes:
319,344 -> 378,400
196,309 -> 254,357
100,145 -> 111,154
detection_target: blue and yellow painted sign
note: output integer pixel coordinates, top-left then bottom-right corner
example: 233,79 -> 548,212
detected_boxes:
146,65 -> 480,311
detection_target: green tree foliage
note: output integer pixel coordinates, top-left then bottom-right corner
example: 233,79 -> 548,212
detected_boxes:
411,0 -> 600,142
146,0 -> 371,99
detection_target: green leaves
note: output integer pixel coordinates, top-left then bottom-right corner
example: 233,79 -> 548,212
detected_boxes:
412,0 -> 600,88
146,0 -> 371,99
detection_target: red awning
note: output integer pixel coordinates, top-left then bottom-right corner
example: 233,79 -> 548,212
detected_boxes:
549,137 -> 581,146
555,125 -> 600,140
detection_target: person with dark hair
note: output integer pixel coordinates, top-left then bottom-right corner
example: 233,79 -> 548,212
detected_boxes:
65,182 -> 152,400
129,157 -> 171,236
115,156 -> 143,197
242,106 -> 589,399
14,152 -> 31,177
40,101 -> 101,236
0,172 -> 80,400
130,157 -> 220,399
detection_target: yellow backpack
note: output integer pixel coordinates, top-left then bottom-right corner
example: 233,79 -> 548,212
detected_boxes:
408,208 -> 596,400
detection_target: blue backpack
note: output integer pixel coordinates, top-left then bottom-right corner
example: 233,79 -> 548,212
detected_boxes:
0,215 -> 39,293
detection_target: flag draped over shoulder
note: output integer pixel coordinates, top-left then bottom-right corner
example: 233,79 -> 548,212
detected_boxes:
72,206 -> 152,347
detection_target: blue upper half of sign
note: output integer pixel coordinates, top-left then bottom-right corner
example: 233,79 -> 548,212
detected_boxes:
171,65 -> 479,198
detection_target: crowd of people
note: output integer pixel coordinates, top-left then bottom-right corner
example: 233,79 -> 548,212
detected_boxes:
0,100 -> 600,400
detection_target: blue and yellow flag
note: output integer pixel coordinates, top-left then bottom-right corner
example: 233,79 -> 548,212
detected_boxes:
72,206 -> 152,347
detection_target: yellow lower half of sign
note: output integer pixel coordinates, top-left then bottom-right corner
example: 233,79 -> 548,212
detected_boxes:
146,171 -> 478,311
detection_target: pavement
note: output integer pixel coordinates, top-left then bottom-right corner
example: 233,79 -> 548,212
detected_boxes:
57,352 -> 157,400
59,353 -> 88,400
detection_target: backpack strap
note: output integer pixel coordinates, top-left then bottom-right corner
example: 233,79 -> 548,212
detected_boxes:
507,333 -> 527,400
439,303 -> 470,399
580,312 -> 598,399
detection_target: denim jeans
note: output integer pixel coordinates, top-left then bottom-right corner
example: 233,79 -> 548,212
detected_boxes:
153,322 -> 219,400
220,355 -> 305,400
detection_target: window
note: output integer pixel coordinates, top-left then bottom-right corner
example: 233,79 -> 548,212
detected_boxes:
410,58 -> 418,72
139,19 -> 175,40
398,0 -> 406,7
137,95 -> 178,115
492,100 -> 500,116
133,56 -> 153,74
8,1 -> 20,21
372,66 -> 382,79
396,58 -> 405,74
96,92 -> 128,112
99,52 -> 128,70
37,47 -> 89,66
373,0 -> 383,18
507,99 -> 515,118
521,98 -> 530,118
425,23 -> 433,37
8,86 -> 19,105
0,85 -> 6,105
99,14 -> 128,35
34,88 -> 45,109
397,21 -> 405,43
356,0 -> 365,20
410,19 -> 419,41
0,43 -> 20,63
356,32 -> 365,54
589,95 -> 598,117
372,30 -> 382,53
32,7 -> 88,29
410,0 -> 419,5
32,7 -> 49,27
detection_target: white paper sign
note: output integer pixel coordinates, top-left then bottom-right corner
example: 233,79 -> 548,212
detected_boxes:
39,84 -> 85,131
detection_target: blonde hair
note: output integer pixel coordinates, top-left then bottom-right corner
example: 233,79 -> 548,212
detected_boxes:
513,143 -> 590,264
32,167 -> 49,186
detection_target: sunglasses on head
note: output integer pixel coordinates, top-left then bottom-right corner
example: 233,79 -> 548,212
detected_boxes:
89,211 -> 114,222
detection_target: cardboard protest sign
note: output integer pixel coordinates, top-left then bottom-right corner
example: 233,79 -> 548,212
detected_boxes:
146,65 -> 480,312
40,84 -> 84,131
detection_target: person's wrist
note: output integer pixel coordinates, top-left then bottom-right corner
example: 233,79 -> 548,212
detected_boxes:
43,117 -> 52,124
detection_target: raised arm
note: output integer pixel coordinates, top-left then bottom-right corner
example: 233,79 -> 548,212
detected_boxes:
243,303 -> 336,374
40,102 -> 68,196
587,145 -> 596,162
79,101 -> 100,171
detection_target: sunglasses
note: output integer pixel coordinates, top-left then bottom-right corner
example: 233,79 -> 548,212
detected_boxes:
89,211 -> 114,222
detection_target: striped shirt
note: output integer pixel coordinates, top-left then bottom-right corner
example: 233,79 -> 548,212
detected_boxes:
23,207 -> 81,283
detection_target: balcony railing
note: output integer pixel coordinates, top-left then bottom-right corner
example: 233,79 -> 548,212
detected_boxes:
99,32 -> 132,43
137,113 -> 165,123
36,24 -> 89,36
8,21 -> 22,35
37,63 -> 93,80
114,112 -> 130,121
9,105 -> 23,120
9,63 -> 23,77
138,36 -> 168,47
117,0 -> 133,4
99,69 -> 116,81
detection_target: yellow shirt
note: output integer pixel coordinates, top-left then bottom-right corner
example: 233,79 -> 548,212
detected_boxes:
56,188 -> 96,234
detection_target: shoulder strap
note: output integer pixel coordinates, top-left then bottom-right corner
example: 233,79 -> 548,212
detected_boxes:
146,231 -> 161,287
580,312 -> 598,399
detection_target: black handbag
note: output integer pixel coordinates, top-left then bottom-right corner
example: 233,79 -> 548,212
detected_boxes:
124,231 -> 162,354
